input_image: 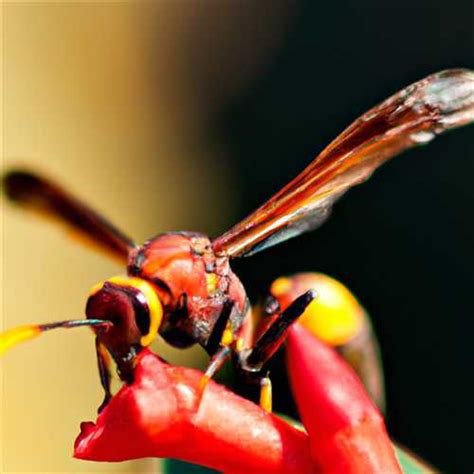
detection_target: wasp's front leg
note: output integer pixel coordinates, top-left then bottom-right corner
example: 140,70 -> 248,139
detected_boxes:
243,290 -> 316,370
236,290 -> 316,411
95,337 -> 113,413
198,302 -> 245,395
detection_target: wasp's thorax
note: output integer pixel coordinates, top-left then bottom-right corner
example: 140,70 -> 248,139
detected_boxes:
127,232 -> 248,354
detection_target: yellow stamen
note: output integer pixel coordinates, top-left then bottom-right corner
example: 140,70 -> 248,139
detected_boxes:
0,324 -> 41,355
91,276 -> 163,347
260,377 -> 272,412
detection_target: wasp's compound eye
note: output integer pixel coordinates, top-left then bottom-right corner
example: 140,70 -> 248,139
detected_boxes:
86,283 -> 145,347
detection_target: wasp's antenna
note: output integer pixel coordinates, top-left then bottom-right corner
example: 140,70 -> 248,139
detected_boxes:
0,319 -> 112,355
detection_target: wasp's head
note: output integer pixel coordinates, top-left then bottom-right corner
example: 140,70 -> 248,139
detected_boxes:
86,276 -> 163,382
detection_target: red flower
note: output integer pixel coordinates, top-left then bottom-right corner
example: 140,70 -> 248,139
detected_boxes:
287,324 -> 401,473
74,324 -> 401,473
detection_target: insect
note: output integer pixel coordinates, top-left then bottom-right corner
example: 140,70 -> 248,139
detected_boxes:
2,69 -> 473,412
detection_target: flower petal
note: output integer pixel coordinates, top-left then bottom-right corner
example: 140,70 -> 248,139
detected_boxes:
287,323 -> 401,473
74,349 -> 313,473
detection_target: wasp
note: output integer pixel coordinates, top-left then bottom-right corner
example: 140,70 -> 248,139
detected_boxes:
2,69 -> 473,412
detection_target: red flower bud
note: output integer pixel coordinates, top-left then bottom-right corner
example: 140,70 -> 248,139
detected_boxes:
286,323 -> 401,473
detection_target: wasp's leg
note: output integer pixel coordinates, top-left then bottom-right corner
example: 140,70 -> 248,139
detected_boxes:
259,373 -> 272,412
244,290 -> 316,370
198,300 -> 246,395
234,290 -> 315,412
262,294 -> 281,316
95,337 -> 113,413
198,345 -> 232,394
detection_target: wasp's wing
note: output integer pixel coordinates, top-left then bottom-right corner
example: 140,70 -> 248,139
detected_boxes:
3,170 -> 137,262
212,69 -> 474,258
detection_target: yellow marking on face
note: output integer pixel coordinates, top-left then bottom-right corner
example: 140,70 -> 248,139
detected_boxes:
89,281 -> 105,296
90,275 -> 163,347
297,275 -> 363,347
270,277 -> 292,297
259,377 -> 272,412
206,273 -> 219,293
0,324 -> 41,355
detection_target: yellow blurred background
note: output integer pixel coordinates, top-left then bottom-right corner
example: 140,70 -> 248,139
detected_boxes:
1,2 -> 292,472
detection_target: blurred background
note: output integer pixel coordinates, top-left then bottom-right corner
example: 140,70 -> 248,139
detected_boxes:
2,1 -> 473,472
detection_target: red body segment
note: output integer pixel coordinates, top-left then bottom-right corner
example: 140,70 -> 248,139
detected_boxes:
127,232 -> 248,352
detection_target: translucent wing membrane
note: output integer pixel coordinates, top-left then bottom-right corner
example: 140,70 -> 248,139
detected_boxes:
212,69 -> 474,258
3,171 -> 137,262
